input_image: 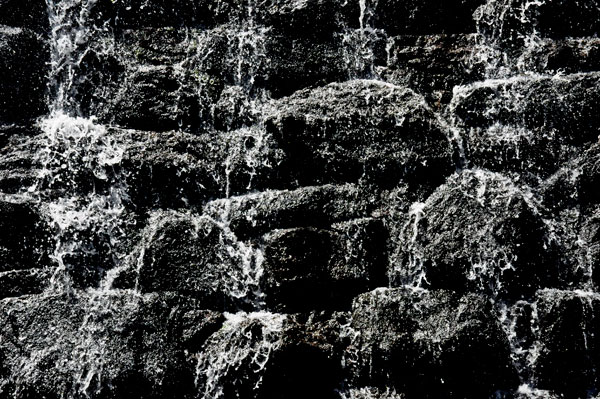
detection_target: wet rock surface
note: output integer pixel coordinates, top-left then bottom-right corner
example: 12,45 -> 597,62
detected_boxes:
0,199 -> 51,275
0,26 -> 49,124
262,218 -> 387,312
265,80 -> 454,189
534,289 -> 600,397
347,288 -> 518,397
1,0 -> 600,398
0,0 -> 48,32
389,169 -> 567,297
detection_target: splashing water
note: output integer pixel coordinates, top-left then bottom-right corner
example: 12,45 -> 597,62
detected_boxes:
32,113 -> 129,292
45,0 -> 104,114
194,312 -> 286,399
473,0 -> 546,78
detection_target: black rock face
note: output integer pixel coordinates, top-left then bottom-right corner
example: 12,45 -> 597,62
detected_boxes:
0,0 -> 48,32
262,218 -> 387,312
390,169 -> 567,297
1,0 -> 599,398
534,289 -> 600,397
266,80 -> 454,190
0,26 -> 48,124
347,288 -> 518,398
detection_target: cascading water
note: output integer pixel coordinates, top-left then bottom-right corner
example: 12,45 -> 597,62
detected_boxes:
194,312 -> 286,399
2,0 -> 599,397
438,1 -> 597,395
32,0 -> 129,292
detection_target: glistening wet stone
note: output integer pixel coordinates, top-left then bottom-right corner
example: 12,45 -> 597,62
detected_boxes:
1,0 -> 600,397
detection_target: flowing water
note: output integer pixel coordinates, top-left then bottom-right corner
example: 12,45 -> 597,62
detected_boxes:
2,0 -> 596,397
15,0 -> 283,395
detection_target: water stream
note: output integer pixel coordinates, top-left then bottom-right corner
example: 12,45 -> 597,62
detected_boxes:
1,0 -> 596,397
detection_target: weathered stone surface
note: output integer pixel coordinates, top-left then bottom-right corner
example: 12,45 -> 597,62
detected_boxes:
256,0 -> 359,35
203,184 -> 381,240
543,37 -> 600,74
0,0 -> 48,32
453,72 -> 600,176
540,143 -> 600,214
534,289 -> 600,397
0,132 -> 41,194
454,73 -> 600,141
0,268 -> 51,299
390,169 -> 564,297
73,27 -> 223,132
338,387 -> 405,399
0,198 -> 50,273
0,292 -> 223,399
347,288 -> 518,398
0,26 -> 48,124
266,80 -> 455,189
103,66 -> 202,132
536,0 -> 600,38
77,31 -> 343,130
78,25 -> 356,128
113,210 -> 264,309
121,127 -> 282,208
365,0 -> 485,35
262,34 -> 349,98
92,0 -> 358,31
195,312 -> 343,399
91,0 -> 227,28
380,34 -> 484,104
3,0 -> 600,396
262,218 -> 387,312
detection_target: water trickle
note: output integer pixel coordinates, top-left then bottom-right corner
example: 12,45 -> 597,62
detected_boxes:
194,311 -> 286,399
22,0 -> 128,294
2,0 -> 595,396
473,0 -> 545,78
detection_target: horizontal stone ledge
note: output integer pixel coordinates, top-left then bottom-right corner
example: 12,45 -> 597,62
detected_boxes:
261,218 -> 388,312
265,79 -> 455,190
90,0 -> 360,33
203,183 -> 381,240
0,268 -> 52,299
347,287 -> 518,398
534,288 -> 600,397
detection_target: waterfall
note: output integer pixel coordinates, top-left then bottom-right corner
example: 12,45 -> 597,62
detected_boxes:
1,0 -> 598,397
194,312 -> 286,399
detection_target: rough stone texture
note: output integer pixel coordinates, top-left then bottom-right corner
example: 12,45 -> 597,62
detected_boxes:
120,127 -> 283,209
380,34 -> 484,104
1,0 -> 600,397
0,132 -> 40,193
0,292 -> 224,399
536,0 -> 600,38
534,289 -> 600,397
453,72 -> 600,177
365,0 -> 486,35
543,38 -> 600,74
0,26 -> 48,125
266,80 -> 455,190
0,198 -> 50,274
390,169 -> 565,297
347,288 -> 518,398
112,211 -> 263,310
0,0 -> 48,32
194,312 -> 344,399
262,218 -> 387,312
91,0 -> 358,30
0,268 -> 52,299
338,387 -> 405,399
203,184 -> 381,240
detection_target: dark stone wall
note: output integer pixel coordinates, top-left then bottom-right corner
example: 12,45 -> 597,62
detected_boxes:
1,1 -> 600,398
